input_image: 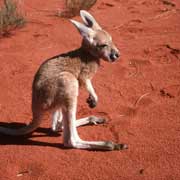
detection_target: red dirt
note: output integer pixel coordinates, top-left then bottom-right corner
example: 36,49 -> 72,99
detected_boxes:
0,0 -> 180,179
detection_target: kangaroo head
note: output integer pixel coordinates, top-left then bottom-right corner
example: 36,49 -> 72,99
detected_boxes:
70,10 -> 120,62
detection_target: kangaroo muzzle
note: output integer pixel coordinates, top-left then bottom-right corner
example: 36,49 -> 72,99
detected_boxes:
109,49 -> 120,62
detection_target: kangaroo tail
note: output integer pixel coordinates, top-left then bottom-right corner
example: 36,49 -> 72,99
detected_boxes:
0,118 -> 41,136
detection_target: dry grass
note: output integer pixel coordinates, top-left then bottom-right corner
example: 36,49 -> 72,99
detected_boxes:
59,0 -> 97,18
0,0 -> 25,37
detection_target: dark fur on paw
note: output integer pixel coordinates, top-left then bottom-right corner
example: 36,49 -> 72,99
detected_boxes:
86,95 -> 97,108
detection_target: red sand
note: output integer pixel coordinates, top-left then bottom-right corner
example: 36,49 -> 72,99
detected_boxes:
0,0 -> 180,179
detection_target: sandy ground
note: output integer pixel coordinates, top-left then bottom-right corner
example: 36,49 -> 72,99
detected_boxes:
0,0 -> 180,179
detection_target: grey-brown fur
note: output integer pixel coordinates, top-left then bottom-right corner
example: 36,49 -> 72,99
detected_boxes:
0,10 -> 127,151
32,47 -> 99,112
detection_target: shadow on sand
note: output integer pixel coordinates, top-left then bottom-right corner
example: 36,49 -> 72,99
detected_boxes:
0,122 -> 65,149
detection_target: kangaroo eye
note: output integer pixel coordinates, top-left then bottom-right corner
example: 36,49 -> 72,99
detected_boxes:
96,44 -> 108,49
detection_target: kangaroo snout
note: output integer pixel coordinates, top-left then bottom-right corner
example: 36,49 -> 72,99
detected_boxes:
109,49 -> 120,62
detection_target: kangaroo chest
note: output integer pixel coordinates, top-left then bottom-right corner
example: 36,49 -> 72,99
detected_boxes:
78,60 -> 99,85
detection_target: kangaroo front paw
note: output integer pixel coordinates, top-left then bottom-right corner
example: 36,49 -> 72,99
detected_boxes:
86,95 -> 97,108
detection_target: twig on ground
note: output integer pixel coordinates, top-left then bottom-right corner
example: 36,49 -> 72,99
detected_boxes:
134,93 -> 150,108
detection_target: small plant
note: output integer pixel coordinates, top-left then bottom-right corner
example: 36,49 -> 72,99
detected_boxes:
0,0 -> 25,37
59,0 -> 97,18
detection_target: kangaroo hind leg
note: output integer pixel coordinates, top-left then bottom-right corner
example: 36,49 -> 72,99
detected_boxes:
76,116 -> 106,128
51,109 -> 63,132
63,98 -> 127,151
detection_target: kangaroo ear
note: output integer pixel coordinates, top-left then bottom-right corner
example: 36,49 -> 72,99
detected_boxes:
80,10 -> 102,30
70,19 -> 95,43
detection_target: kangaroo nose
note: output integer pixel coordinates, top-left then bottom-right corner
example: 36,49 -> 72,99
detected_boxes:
110,50 -> 120,61
115,52 -> 119,58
